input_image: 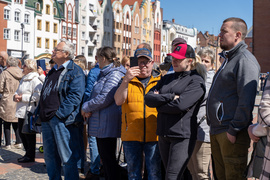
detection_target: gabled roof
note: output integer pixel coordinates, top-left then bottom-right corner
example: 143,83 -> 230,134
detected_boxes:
246,26 -> 253,38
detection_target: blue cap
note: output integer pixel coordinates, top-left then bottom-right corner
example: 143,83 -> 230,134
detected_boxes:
134,48 -> 152,60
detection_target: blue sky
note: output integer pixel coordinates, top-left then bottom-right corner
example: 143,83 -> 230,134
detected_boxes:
160,0 -> 253,35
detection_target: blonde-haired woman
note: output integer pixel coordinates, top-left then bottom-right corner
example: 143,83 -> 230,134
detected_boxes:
145,43 -> 206,179
14,59 -> 43,163
121,56 -> 130,70
0,57 -> 23,149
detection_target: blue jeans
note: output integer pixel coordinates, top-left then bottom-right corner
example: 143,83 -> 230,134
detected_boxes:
42,116 -> 80,180
123,141 -> 161,180
88,136 -> 100,175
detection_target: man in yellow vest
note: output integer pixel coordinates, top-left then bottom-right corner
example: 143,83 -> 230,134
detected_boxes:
115,43 -> 161,180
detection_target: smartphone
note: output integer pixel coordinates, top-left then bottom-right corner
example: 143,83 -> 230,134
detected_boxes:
36,59 -> 46,71
130,57 -> 138,67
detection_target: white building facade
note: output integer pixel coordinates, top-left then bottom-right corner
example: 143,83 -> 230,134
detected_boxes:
4,0 -> 35,60
79,0 -> 102,64
161,20 -> 197,63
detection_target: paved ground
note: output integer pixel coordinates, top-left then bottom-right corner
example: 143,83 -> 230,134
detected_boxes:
0,138 -> 51,180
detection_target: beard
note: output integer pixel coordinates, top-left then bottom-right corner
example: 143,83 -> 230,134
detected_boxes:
220,43 -> 229,51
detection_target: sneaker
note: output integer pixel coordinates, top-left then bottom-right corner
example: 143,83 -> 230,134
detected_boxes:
2,145 -> 11,150
14,143 -> 22,149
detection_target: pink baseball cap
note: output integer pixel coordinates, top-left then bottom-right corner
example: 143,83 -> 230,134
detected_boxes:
167,43 -> 195,59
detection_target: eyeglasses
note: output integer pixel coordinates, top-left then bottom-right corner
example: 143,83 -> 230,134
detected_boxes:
138,60 -> 152,66
53,48 -> 65,52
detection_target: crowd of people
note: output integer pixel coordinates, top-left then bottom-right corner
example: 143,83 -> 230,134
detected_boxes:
0,17 -> 268,180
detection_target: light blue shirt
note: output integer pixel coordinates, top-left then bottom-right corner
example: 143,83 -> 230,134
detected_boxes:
53,60 -> 71,70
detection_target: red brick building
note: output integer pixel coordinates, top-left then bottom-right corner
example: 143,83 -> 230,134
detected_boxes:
0,1 -> 8,51
253,0 -> 270,73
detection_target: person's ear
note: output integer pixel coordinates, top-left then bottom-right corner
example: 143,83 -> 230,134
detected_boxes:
236,31 -> 242,40
187,58 -> 193,64
64,51 -> 69,59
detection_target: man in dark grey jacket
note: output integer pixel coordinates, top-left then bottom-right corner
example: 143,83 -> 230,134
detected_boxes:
207,17 -> 260,180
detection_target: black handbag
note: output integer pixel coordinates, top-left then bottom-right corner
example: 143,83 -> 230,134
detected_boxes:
21,94 -> 41,134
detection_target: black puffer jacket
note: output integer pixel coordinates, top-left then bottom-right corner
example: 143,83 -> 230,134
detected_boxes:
145,70 -> 205,139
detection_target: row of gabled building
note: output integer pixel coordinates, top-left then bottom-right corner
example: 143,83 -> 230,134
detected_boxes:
0,0 -> 198,66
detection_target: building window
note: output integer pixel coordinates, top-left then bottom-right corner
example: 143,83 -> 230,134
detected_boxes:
82,16 -> 86,25
14,0 -> 19,3
36,3 -> 40,11
53,23 -> 57,33
68,10 -> 72,20
118,48 -> 120,55
133,38 -> 136,45
88,47 -> 93,57
97,20 -> 100,28
46,21 -> 50,32
68,27 -> 71,36
46,5 -> 50,15
37,37 -> 41,48
14,30 -> 20,41
89,4 -> 94,12
118,35 -> 120,42
14,11 -> 20,22
37,19 -> 42,30
137,39 -> 140,45
53,7 -> 57,15
73,28 -> 76,37
53,40 -> 57,48
97,34 -> 99,42
45,38 -> 49,49
81,47 -> 85,56
63,26 -> 66,34
24,14 -> 30,24
4,9 -> 10,20
82,32 -> 85,40
24,32 -> 29,42
4,29 -> 10,39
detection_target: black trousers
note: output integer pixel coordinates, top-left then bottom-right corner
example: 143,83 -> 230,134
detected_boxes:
96,137 -> 120,180
3,121 -> 21,146
18,118 -> 36,159
159,137 -> 196,180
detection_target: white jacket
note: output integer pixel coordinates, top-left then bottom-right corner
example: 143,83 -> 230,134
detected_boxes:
15,72 -> 43,119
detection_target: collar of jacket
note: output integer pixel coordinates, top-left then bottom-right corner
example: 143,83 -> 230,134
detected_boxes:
22,72 -> 39,81
99,63 -> 126,77
47,60 -> 74,76
220,41 -> 248,61
174,70 -> 190,78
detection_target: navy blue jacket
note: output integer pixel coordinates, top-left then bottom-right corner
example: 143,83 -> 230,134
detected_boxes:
83,64 -> 100,103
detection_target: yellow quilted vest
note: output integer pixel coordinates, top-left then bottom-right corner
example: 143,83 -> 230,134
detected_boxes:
121,74 -> 161,142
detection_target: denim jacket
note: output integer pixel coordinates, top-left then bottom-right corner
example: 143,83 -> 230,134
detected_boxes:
35,60 -> 85,126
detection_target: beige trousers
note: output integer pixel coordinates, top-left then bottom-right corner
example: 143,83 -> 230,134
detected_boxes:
187,141 -> 211,180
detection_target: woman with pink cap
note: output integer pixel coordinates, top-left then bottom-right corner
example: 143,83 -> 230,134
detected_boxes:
145,42 -> 206,179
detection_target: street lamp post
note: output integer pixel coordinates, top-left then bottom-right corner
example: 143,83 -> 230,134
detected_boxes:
21,23 -> 24,61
